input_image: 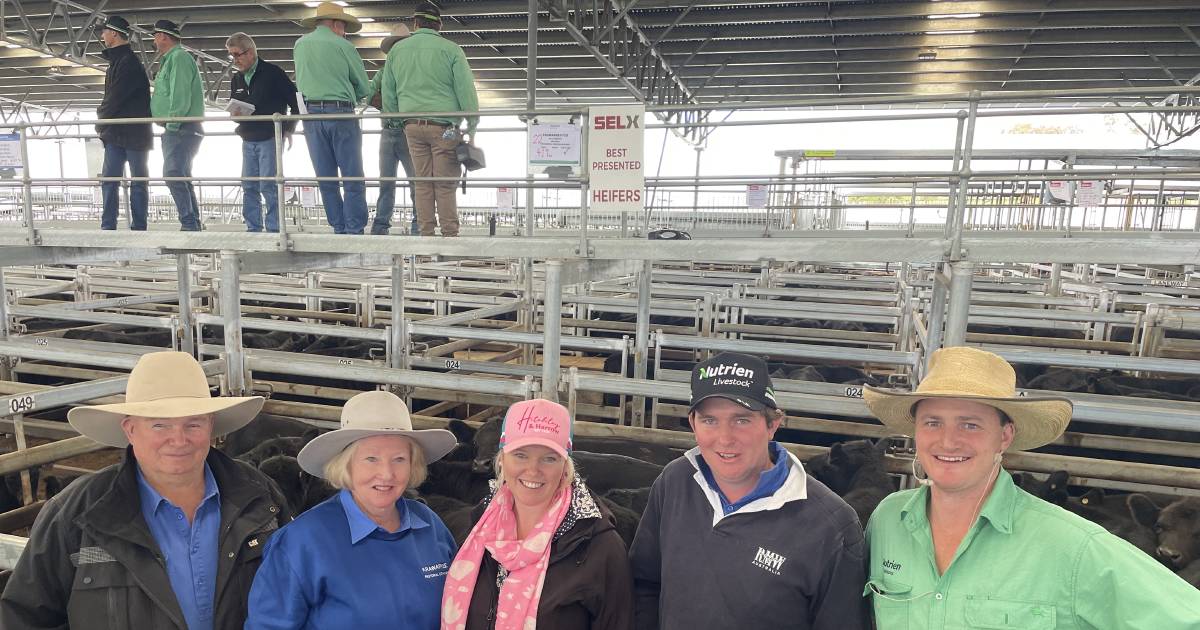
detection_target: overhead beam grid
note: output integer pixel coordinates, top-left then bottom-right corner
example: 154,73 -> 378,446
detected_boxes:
0,0 -> 1199,120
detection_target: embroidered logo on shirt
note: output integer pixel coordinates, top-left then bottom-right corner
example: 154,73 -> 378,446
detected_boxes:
751,546 -> 787,575
422,562 -> 449,579
882,559 -> 902,575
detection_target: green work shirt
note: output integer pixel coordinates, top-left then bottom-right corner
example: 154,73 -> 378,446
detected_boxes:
292,25 -> 371,104
243,58 -> 259,86
371,72 -> 402,129
865,471 -> 1200,629
150,45 -> 204,132
381,28 -> 479,133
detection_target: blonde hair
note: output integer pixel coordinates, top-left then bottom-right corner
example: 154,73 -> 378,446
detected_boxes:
493,449 -> 576,489
323,435 -> 427,491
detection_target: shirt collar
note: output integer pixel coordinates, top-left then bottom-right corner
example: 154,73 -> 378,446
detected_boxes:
695,442 -> 791,515
135,462 -> 219,518
337,488 -> 429,544
898,468 -> 1017,535
413,28 -> 441,36
243,58 -> 259,76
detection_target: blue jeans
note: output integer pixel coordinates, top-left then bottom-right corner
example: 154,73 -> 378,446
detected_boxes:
161,124 -> 204,231
374,126 -> 417,235
100,142 -> 148,230
303,104 -> 366,234
242,139 -> 279,232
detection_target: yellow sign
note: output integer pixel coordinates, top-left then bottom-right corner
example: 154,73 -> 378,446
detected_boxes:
802,150 -> 836,158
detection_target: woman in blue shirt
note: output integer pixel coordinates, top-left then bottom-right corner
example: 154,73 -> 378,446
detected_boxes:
245,390 -> 459,629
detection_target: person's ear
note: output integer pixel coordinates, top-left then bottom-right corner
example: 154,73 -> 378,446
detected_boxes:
999,420 -> 1015,452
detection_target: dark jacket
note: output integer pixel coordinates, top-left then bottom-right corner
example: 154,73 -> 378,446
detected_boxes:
0,447 -> 292,630
229,59 -> 300,142
464,482 -> 634,630
629,449 -> 869,630
96,44 -> 153,151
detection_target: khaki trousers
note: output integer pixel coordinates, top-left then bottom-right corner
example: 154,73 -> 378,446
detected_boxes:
405,123 -> 461,237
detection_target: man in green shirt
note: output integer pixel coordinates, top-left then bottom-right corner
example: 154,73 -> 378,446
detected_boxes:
863,347 -> 1200,629
149,20 -> 205,231
382,2 -> 480,237
293,2 -> 371,234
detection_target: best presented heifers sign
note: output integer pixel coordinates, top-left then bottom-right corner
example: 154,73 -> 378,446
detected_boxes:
587,105 -> 645,213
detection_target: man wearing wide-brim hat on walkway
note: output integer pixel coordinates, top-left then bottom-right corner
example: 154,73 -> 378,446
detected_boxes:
293,1 -> 372,235
0,351 -> 292,630
862,346 -> 1200,629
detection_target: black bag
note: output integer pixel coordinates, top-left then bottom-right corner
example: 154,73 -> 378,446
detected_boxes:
456,142 -> 486,171
648,228 -> 691,240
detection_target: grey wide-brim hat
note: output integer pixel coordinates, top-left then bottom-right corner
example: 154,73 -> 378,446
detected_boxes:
296,390 -> 457,478
67,351 -> 264,447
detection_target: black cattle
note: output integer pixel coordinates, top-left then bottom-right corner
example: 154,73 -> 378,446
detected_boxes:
0,468 -> 40,513
598,495 -> 640,546
421,460 -> 492,506
419,493 -> 475,544
804,439 -> 895,524
1066,489 -> 1158,556
1024,369 -> 1101,394
1133,496 -> 1200,571
602,487 -> 651,515
779,365 -> 880,386
1012,470 -> 1070,505
1178,559 -> 1200,588
258,454 -> 335,514
63,328 -> 173,348
464,416 -> 679,475
235,435 -> 309,468
574,452 -> 662,495
221,415 -> 319,460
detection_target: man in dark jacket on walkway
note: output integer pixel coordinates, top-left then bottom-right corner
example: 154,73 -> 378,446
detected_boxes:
96,15 -> 152,231
226,32 -> 299,233
0,351 -> 292,630
629,352 -> 869,630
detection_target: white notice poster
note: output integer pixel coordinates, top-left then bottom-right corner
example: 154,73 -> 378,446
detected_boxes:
528,123 -> 581,169
1076,180 -> 1104,206
300,186 -> 317,207
587,105 -> 645,215
1046,180 -> 1072,204
0,134 -> 22,169
497,187 -> 514,211
746,184 -> 768,209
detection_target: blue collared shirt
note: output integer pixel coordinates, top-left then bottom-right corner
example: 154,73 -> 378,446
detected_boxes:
245,489 -> 457,630
697,441 -> 792,515
136,463 -> 221,630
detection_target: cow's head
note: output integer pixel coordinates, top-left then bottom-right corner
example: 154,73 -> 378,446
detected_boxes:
471,417 -> 504,474
1151,497 -> 1200,569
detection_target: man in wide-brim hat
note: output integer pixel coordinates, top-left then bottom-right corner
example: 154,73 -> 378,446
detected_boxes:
862,346 -> 1200,628
370,22 -> 419,235
293,0 -> 372,234
0,351 -> 293,630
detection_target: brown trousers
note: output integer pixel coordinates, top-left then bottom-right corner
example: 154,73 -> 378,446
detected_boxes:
405,123 -> 461,236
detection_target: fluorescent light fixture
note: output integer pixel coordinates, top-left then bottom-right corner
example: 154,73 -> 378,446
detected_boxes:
928,13 -> 982,19
38,53 -> 52,58
4,43 -> 20,49
333,1 -> 349,5
303,1 -> 321,7
917,51 -> 937,61
359,17 -> 375,22
927,30 -> 977,35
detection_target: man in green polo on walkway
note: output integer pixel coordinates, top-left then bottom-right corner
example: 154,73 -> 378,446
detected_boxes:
293,2 -> 372,235
382,2 -> 479,237
150,19 -> 205,231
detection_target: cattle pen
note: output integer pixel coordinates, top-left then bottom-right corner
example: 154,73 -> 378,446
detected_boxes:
1,0 -> 1200,595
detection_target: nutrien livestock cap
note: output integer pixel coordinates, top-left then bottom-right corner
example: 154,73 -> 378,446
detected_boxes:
102,16 -> 131,37
689,352 -> 777,413
152,19 -> 182,39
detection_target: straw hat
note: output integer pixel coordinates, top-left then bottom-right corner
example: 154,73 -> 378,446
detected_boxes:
296,391 -> 457,478
300,1 -> 362,33
863,346 -> 1073,451
67,351 -> 264,448
381,23 -> 411,53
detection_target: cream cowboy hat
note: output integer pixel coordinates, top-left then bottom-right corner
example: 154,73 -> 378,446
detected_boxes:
863,346 -> 1073,451
67,351 -> 264,448
296,390 -> 457,478
300,1 -> 363,33
381,23 -> 411,53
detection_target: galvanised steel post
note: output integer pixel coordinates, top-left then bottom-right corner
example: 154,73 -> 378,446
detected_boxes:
950,95 -> 980,260
944,261 -> 974,348
632,259 -> 652,427
220,250 -> 246,395
176,253 -> 195,355
541,259 -> 564,401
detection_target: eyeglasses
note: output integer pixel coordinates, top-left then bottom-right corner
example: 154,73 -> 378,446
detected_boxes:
227,49 -> 252,59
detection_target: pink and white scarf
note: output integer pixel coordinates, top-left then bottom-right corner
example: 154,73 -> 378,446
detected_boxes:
440,482 -> 571,630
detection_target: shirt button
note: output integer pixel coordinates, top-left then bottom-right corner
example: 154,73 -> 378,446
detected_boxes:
935,593 -> 943,600
228,552 -> 235,558
82,577 -> 93,585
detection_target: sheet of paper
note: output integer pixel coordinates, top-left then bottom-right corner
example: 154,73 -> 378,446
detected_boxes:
225,98 -> 256,116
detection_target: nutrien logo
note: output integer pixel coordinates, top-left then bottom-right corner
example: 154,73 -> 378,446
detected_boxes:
516,407 -> 561,435
752,547 -> 787,576
699,363 -> 755,380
